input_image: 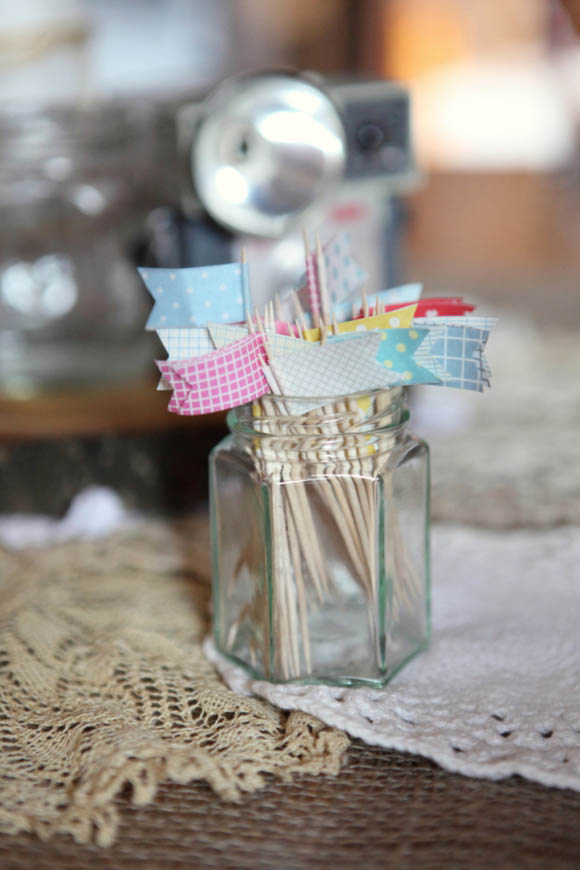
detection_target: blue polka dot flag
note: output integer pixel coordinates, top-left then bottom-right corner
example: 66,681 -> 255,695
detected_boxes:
375,328 -> 442,385
138,263 -> 250,330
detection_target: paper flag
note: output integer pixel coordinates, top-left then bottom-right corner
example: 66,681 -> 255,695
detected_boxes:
413,329 -> 454,381
208,324 -> 303,356
374,328 -> 442,385
411,299 -> 475,318
155,326 -> 215,391
295,232 -> 368,307
208,323 -> 247,347
322,232 -> 368,304
343,298 -> 473,320
139,263 -> 249,329
420,324 -> 492,392
303,304 -> 417,342
156,334 -> 269,415
332,283 -> 423,322
413,315 -> 497,330
414,316 -> 496,383
269,332 -> 400,399
157,327 -> 214,358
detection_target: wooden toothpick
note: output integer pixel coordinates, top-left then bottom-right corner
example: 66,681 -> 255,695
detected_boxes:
274,292 -> 282,321
292,290 -> 308,332
361,286 -> 369,318
240,246 -> 252,318
315,232 -> 330,327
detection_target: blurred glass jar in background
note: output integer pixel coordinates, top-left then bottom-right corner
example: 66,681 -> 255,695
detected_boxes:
0,103 -> 157,395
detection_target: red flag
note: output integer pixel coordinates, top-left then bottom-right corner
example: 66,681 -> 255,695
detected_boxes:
356,298 -> 475,319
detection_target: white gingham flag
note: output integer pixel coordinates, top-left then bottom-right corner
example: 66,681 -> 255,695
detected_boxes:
269,332 -> 398,399
156,327 -> 214,390
209,323 -> 302,356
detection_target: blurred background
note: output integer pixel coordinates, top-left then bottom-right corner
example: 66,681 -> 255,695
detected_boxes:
1,0 -> 579,520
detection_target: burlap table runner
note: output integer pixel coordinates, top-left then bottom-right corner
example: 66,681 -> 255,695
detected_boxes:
0,517 -> 348,847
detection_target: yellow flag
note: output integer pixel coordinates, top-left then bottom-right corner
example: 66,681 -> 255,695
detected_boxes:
303,304 -> 417,342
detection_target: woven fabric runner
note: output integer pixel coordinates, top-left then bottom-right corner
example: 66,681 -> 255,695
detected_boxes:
0,518 -> 348,847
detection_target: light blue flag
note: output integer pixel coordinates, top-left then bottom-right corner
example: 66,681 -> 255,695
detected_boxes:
374,328 -> 441,384
139,263 -> 250,329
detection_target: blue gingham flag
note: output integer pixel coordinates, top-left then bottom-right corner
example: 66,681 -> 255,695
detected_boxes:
139,263 -> 250,330
425,325 -> 492,392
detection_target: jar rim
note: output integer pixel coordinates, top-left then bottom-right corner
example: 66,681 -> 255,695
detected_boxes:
227,387 -> 410,441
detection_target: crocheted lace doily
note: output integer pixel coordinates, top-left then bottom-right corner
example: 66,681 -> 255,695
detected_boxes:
0,518 -> 348,847
207,524 -> 580,792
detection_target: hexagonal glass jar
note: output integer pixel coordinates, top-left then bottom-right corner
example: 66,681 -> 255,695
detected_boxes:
210,388 -> 430,687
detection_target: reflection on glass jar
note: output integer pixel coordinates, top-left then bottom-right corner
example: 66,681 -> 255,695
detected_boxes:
210,388 -> 430,687
0,103 -> 157,394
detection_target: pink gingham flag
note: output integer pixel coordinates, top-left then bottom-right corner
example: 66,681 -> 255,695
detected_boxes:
156,334 -> 270,415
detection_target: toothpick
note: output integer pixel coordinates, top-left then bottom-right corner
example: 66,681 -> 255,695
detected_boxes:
261,360 -> 281,397
315,233 -> 330,327
352,301 -> 357,320
332,313 -> 340,335
303,228 -> 321,329
375,295 -> 381,317
240,246 -> 252,318
255,309 -> 265,334
292,290 -> 308,331
274,293 -> 282,321
362,286 -> 369,318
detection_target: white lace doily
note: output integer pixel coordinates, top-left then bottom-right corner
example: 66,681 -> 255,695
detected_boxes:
206,524 -> 580,791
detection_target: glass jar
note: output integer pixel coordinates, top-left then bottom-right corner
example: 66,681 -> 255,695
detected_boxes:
0,103 -> 157,394
210,388 -> 430,687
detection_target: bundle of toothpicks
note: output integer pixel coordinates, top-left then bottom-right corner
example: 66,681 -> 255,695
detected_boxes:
244,237 -> 421,680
